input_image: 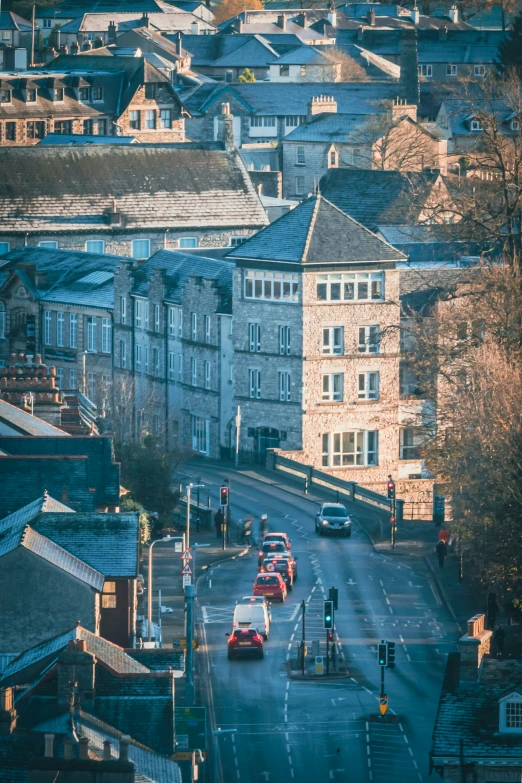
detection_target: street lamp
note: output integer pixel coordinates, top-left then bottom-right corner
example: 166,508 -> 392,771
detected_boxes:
212,728 -> 237,783
147,535 -> 176,643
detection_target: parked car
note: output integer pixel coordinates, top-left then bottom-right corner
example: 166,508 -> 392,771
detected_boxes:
226,628 -> 264,659
315,503 -> 352,537
233,600 -> 271,639
253,572 -> 287,602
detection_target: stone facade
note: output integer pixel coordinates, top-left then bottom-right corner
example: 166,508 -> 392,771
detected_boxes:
282,138 -> 368,198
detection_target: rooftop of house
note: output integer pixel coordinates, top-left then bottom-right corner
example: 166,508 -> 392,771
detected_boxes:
36,0 -> 191,17
0,10 -> 37,31
227,193 -> 405,265
218,15 -> 332,42
38,132 -> 137,144
57,10 -> 214,33
320,168 -> 443,229
179,32 -> 280,66
271,43 -> 333,64
0,398 -> 70,437
284,110 -> 371,142
0,144 -> 268,234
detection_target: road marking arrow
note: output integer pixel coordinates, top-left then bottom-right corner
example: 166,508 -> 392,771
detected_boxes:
261,773 -> 271,781
346,579 -> 357,585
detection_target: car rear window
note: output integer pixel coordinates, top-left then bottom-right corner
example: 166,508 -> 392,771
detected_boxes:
323,506 -> 348,517
233,629 -> 256,637
263,542 -> 285,552
256,575 -> 279,584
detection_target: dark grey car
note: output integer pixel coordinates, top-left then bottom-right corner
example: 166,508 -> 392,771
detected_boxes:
315,503 -> 352,537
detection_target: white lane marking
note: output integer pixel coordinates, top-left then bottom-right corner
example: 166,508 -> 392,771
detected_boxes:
399,635 -> 404,643
290,604 -> 300,622
379,580 -> 384,587
385,597 -> 390,605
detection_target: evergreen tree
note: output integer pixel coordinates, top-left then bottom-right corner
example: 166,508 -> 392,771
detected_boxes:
238,68 -> 256,82
497,10 -> 522,76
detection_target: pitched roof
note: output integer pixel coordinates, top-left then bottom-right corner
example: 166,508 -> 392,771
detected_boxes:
0,399 -> 69,437
320,168 -> 442,229
180,32 -> 278,66
284,111 -> 369,142
0,495 -> 74,529
37,0 -> 178,17
0,145 -> 268,234
271,44 -> 331,65
57,10 -> 214,33
0,10 -> 36,30
227,194 -> 405,264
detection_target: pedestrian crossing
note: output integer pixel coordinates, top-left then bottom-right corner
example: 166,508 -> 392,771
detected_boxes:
368,722 -> 422,782
200,603 -> 301,624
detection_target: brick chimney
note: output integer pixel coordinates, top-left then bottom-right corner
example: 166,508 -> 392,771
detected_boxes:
0,355 -> 64,427
82,40 -> 93,51
391,96 -> 418,122
0,687 -> 17,735
216,102 -> 235,150
367,8 -> 375,25
399,29 -> 419,106
108,21 -> 117,44
308,95 -> 338,117
174,31 -> 182,56
295,12 -> 306,26
141,12 -> 149,27
448,4 -> 458,23
70,40 -> 79,54
57,638 -> 96,713
458,613 -> 492,683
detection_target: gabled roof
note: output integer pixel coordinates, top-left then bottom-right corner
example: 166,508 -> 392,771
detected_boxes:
57,10 -> 214,33
0,494 -> 74,529
180,32 -> 279,66
0,399 -> 69,437
0,10 -> 37,31
320,168 -> 442,229
227,194 -> 405,264
271,44 -> 332,65
284,111 -> 369,142
37,0 -> 179,17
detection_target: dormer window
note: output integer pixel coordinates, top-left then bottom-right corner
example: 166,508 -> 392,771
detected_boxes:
92,86 -> 103,101
79,86 -> 91,101
328,147 -> 338,168
26,88 -> 37,103
499,691 -> 522,733
54,87 -> 64,101
145,83 -> 157,99
470,119 -> 482,131
0,89 -> 11,104
511,119 -> 520,131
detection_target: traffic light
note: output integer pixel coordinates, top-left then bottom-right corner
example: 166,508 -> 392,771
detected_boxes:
327,630 -> 334,643
387,641 -> 396,669
220,485 -> 229,507
323,600 -> 334,629
387,479 -> 395,500
378,642 -> 388,667
328,587 -> 339,611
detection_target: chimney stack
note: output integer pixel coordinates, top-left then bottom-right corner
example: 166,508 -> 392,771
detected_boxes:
70,40 -> 79,54
103,740 -> 112,760
191,19 -> 200,34
175,31 -> 182,56
78,737 -> 89,760
141,12 -> 149,27
44,734 -> 55,758
439,23 -> 448,40
399,29 -> 419,106
308,94 -> 338,117
82,39 -> 93,50
448,4 -> 459,23
108,20 -> 117,44
367,8 -> 375,25
218,102 -> 235,150
411,6 -> 420,23
276,14 -> 286,30
457,613 -> 492,683
0,688 -> 16,735
119,736 -> 131,762
295,12 -> 306,26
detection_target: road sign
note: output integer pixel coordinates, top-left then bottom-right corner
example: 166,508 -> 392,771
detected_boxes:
181,562 -> 193,575
315,655 -> 324,675
174,707 -> 206,753
172,638 -> 199,650
182,549 -> 193,560
182,575 -> 192,587
172,751 -> 207,762
379,695 -> 388,716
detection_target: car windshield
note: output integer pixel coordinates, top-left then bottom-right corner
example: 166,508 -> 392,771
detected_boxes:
323,506 -> 348,517
263,543 -> 286,552
257,576 -> 279,584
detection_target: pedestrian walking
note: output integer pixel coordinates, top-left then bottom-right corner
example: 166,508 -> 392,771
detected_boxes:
436,539 -> 447,569
260,513 -> 268,539
487,592 -> 498,630
214,508 -> 224,540
438,525 -> 451,545
494,625 -> 505,657
241,516 -> 253,546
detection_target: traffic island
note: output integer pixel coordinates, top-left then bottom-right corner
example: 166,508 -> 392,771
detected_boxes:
286,650 -> 349,680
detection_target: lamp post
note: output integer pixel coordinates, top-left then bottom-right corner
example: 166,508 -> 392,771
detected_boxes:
147,535 -> 176,643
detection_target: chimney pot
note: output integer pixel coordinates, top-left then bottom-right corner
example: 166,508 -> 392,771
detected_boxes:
77,639 -> 86,652
63,737 -> 73,760
103,740 -> 112,760
411,6 -> 420,23
79,737 -> 89,760
119,735 -> 131,762
67,639 -> 76,651
44,734 -> 54,758
449,4 -> 458,22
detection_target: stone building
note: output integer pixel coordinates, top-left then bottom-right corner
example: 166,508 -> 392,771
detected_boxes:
113,250 -> 234,457
0,143 -> 268,254
0,55 -> 185,146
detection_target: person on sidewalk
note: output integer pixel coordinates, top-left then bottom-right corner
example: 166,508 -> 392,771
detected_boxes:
494,625 -> 505,657
214,508 -> 224,540
436,539 -> 447,569
438,525 -> 451,546
241,516 -> 253,546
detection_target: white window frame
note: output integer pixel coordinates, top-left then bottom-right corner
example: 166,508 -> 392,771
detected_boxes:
39,241 -> 58,249
179,237 -> 198,249
101,317 -> 111,354
153,346 -> 160,376
87,316 -> 97,352
168,351 -> 175,380
500,694 -> 522,733
44,310 -> 52,346
85,240 -> 105,254
279,325 -> 291,355
87,372 -> 96,400
230,236 -> 244,247
244,270 -> 299,302
132,239 -> 151,259
317,272 -> 384,302
192,415 -> 209,455
285,115 -> 306,127
249,322 -> 261,353
279,371 -> 291,402
135,343 -> 142,371
160,108 -> 172,128
70,313 -> 77,348
204,360 -> 211,390
511,119 -> 520,131
295,175 -> 305,195
399,427 -> 422,460
474,64 -> 486,76
322,326 -> 343,355
418,64 -> 432,77
69,368 -> 77,388
135,299 -> 144,329
178,353 -> 183,381
144,345 -> 149,374
470,119 -> 482,131
205,315 -> 211,344
296,145 -> 305,165
56,312 -> 64,347
358,371 -> 379,400
191,357 -> 197,386
249,368 -> 261,399
120,297 -> 126,325
178,309 -> 183,338
358,325 -> 380,354
56,366 -> 65,389
322,430 -> 378,467
191,312 -> 197,341
322,373 -> 343,402
168,306 -> 176,336
120,340 -> 127,368
446,64 -> 457,76
154,304 -> 160,333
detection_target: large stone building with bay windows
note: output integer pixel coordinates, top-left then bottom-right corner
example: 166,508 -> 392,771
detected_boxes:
228,194 -> 422,489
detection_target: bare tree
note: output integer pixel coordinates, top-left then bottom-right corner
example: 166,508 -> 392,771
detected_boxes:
320,47 -> 369,82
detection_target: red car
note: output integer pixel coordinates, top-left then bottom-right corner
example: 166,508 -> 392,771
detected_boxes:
226,628 -> 264,659
253,572 -> 287,602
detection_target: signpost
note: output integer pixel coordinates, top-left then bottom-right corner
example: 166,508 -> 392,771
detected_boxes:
174,706 -> 206,757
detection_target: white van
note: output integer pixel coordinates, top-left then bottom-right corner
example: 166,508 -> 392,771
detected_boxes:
233,602 -> 271,640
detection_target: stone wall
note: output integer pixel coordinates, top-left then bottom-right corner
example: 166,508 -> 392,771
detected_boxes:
282,140 -> 371,199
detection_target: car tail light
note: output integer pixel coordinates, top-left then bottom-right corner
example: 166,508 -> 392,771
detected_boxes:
258,552 -> 263,557
254,635 -> 262,642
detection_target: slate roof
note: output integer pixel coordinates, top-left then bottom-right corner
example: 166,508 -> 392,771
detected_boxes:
0,145 -> 267,234
218,18 -> 329,42
0,398 -> 69,437
37,0 -> 179,17
0,11 -> 36,31
38,133 -> 137,145
180,32 -> 279,66
284,111 -> 369,142
432,657 -> 522,762
0,495 -> 74,528
272,44 -> 332,64
57,11 -> 214,33
320,169 -> 442,229
227,194 -> 405,264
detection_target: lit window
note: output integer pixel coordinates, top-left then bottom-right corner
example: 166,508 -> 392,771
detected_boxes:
102,581 -> 117,608
322,431 -> 378,467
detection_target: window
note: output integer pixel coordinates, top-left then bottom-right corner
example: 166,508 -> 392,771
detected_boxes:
279,371 -> 291,401
191,357 -> 197,386
79,86 -> 90,101
85,240 -> 105,254
0,242 -> 10,255
135,343 -> 142,371
249,323 -> 261,352
505,701 -> 522,730
0,90 -> 11,103
179,237 -> 198,249
249,368 -> 261,399
145,110 -> 156,129
87,372 -> 96,400
87,317 -> 97,352
295,176 -> 305,195
322,373 -> 343,402
56,367 -> 65,388
101,318 -> 111,353
152,304 -> 159,333
132,239 -> 150,259
92,86 -> 103,101
285,115 -> 306,127
245,270 -> 299,302
5,122 -> 16,141
205,315 -> 211,343
358,371 -> 379,400
279,325 -> 290,355
26,88 -> 37,103
102,581 -> 117,609
251,116 -> 276,128
97,118 -> 107,135
153,347 -> 160,375
400,362 -> 422,398
120,340 -> 127,368
135,299 -> 145,329
474,64 -> 486,76
43,18 -> 52,26
329,149 -> 338,167
168,307 -> 176,336
0,303 -> 5,339
191,312 -> 197,341
511,119 -> 520,131
296,145 -> 305,165
144,345 -> 149,373
317,272 -> 384,302
322,326 -> 343,355
145,83 -> 157,99
26,121 -> 45,139
279,64 -> 290,76
120,297 -> 126,325
54,87 -> 64,101
83,119 -> 93,135
204,360 -> 211,389
129,110 -> 140,130
54,120 -> 72,134
230,236 -> 244,247
470,119 -> 482,131
192,415 -> 209,455
39,241 -> 58,249
418,64 -> 432,77
322,431 -> 378,467
358,325 -> 380,354
70,313 -> 77,348
169,351 -> 175,380
1,30 -> 10,41
399,427 -> 421,460
446,64 -> 457,76
300,65 -> 306,77
44,310 -> 52,345
69,368 -> 77,388
56,312 -> 64,347
160,109 -> 172,128
178,353 -> 183,381
178,309 -> 183,338
225,70 -> 233,82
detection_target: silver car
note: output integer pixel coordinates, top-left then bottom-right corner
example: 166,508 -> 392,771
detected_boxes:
315,503 -> 352,537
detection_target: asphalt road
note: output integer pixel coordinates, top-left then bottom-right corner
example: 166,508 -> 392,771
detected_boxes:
186,464 -> 456,783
